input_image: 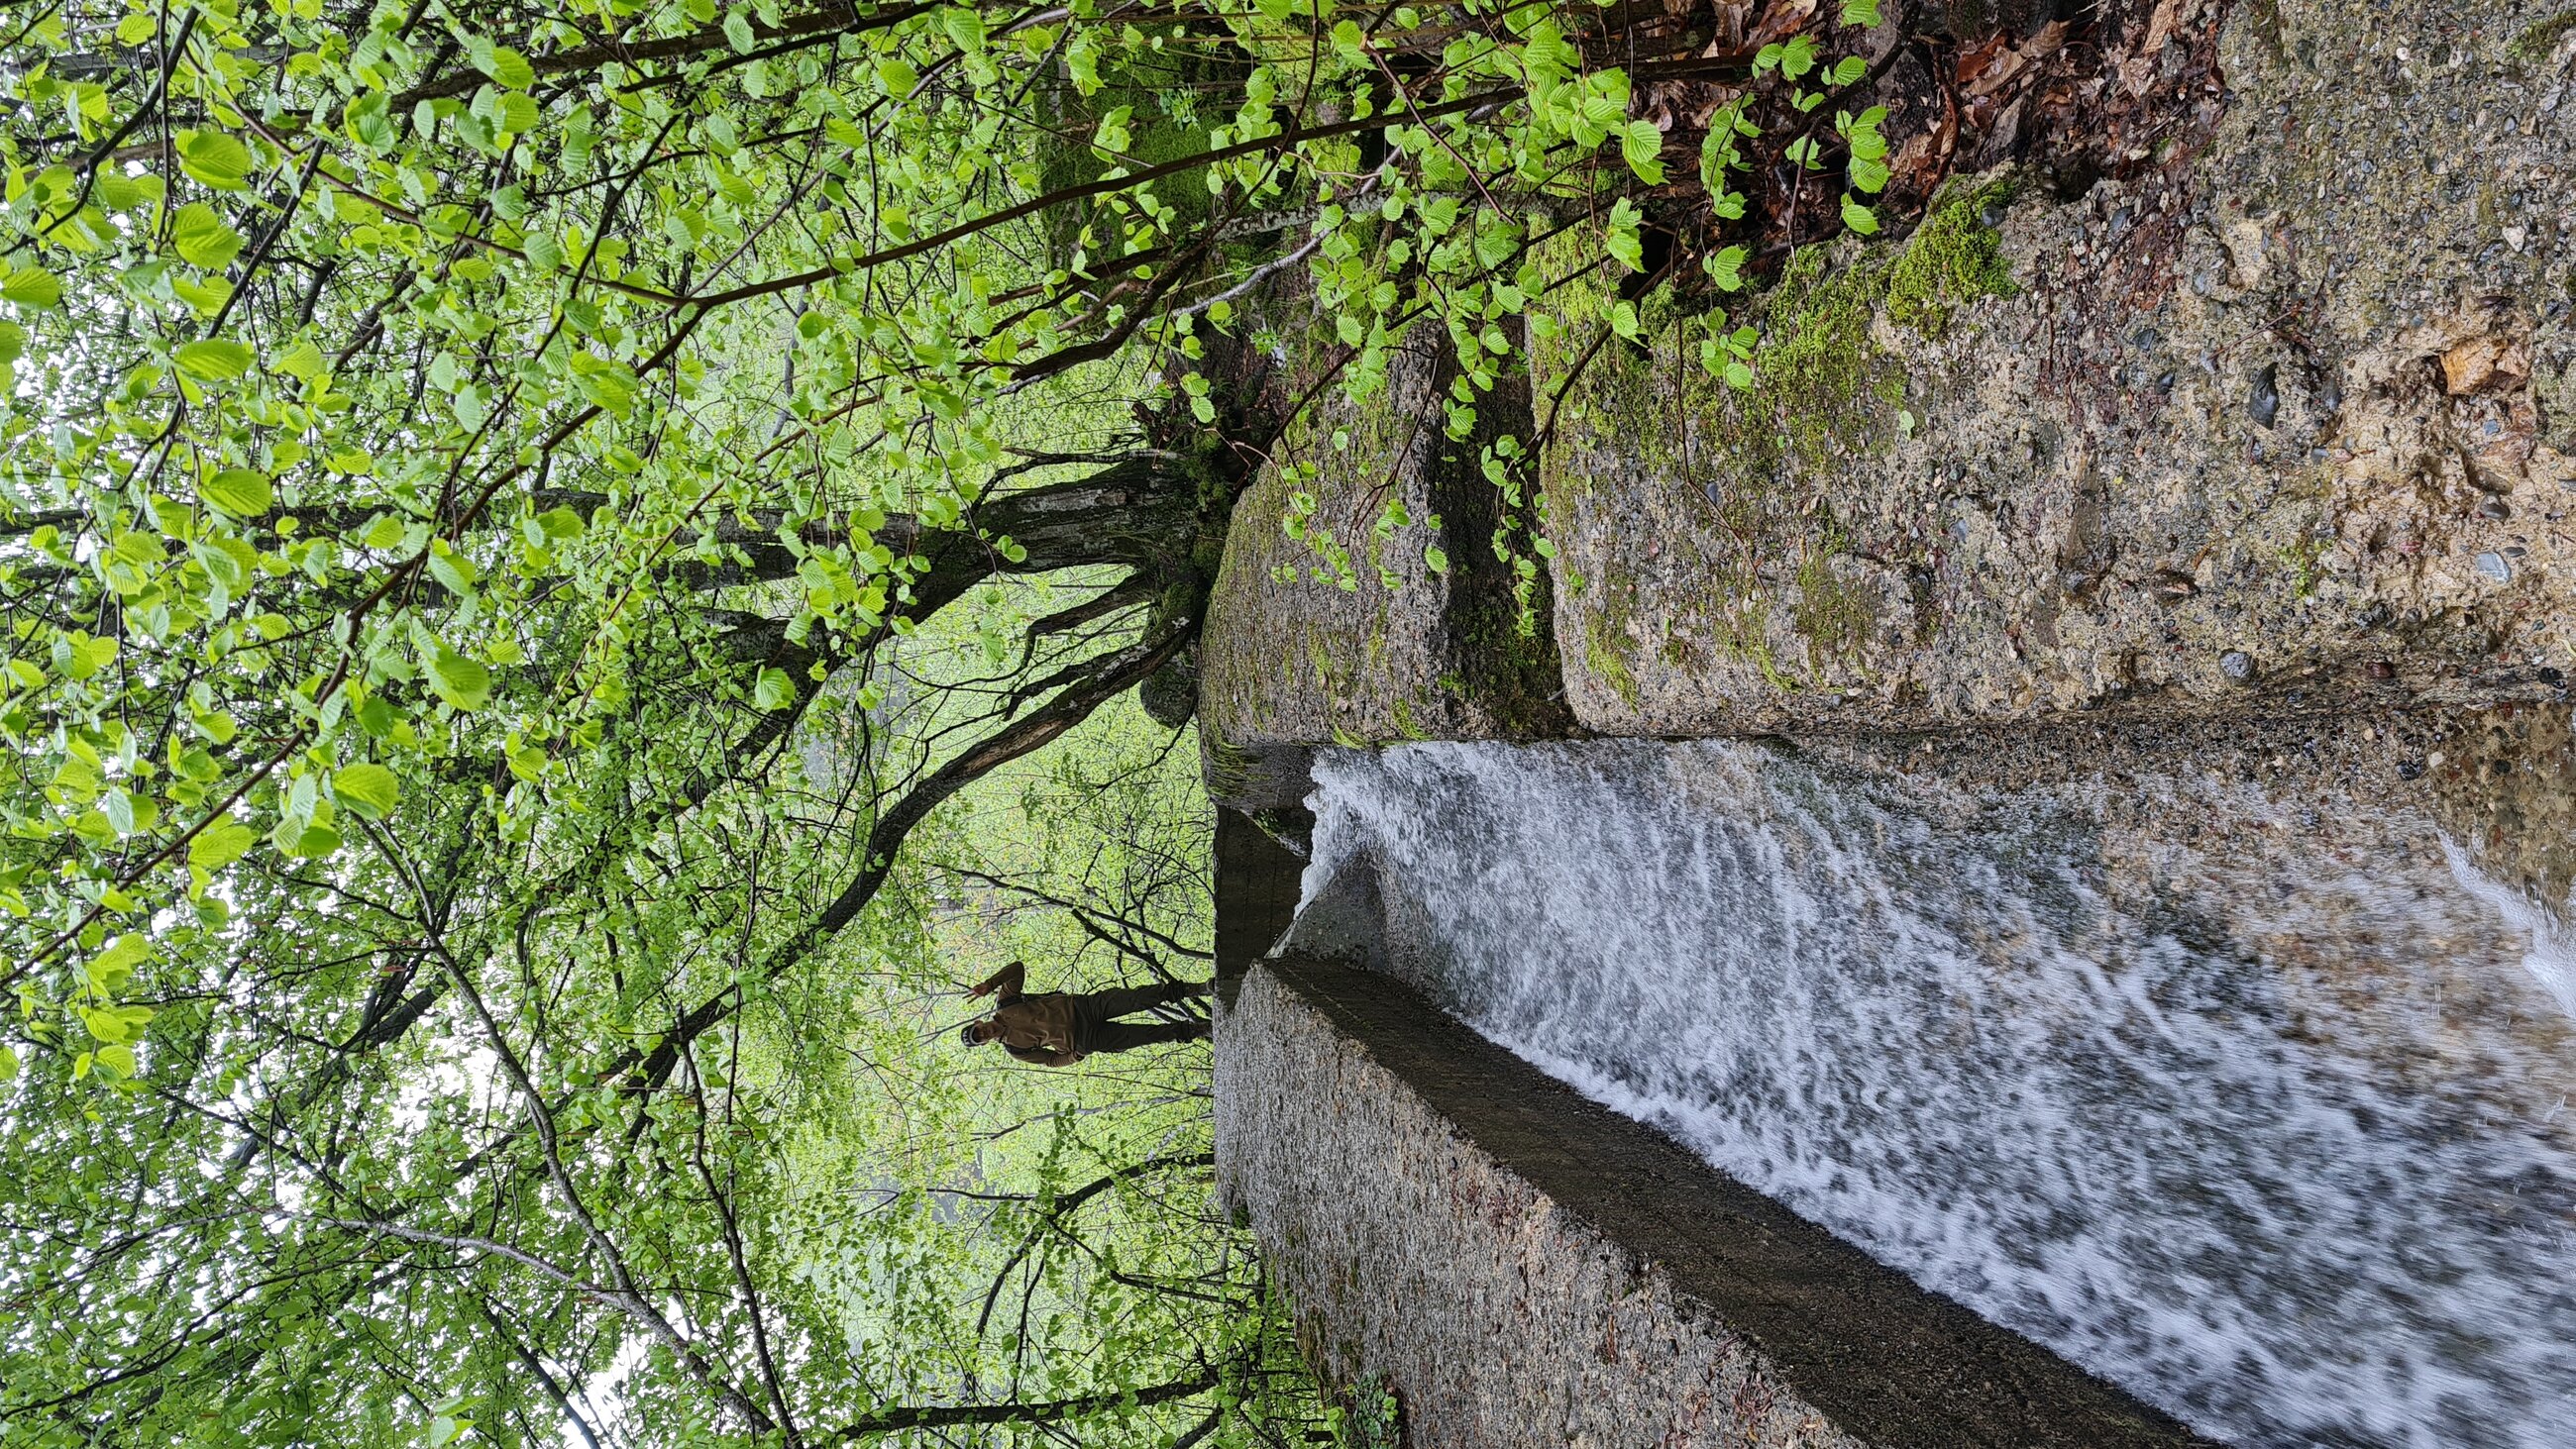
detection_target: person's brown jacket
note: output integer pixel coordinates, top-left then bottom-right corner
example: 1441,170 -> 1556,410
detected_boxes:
976,962 -> 1084,1066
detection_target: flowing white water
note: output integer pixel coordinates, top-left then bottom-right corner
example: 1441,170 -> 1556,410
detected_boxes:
1302,741 -> 2576,1449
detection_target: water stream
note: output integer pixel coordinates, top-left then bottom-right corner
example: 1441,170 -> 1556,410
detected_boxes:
1299,734 -> 2576,1448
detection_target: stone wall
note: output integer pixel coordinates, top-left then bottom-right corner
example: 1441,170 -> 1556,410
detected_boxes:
1539,0 -> 2576,737
1199,324 -> 1575,758
1217,948 -> 2216,1448
1198,0 -> 2576,755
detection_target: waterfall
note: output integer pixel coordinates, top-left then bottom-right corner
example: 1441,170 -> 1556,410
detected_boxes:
1301,740 -> 2576,1449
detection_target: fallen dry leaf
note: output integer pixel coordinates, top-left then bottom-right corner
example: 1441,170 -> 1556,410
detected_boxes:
1963,21 -> 2070,102
2441,336 -> 2531,395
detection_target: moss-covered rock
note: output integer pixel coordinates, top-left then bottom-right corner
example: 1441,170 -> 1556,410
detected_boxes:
1204,0 -> 2576,755
1536,0 -> 2576,737
1198,322 -> 1575,762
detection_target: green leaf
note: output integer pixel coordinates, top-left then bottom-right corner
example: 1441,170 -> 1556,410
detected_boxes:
1842,0 -> 1883,25
1620,120 -> 1666,185
482,45 -> 536,88
198,467 -> 273,517
754,667 -> 795,709
331,763 -> 401,819
1605,198 -> 1644,272
189,821 -> 257,871
1423,544 -> 1449,573
0,1045 -> 17,1083
177,131 -> 253,190
171,203 -> 245,268
347,92 -> 397,150
173,275 -> 234,320
723,11 -> 757,52
94,1042 -> 137,1077
495,92 -> 541,134
174,339 -> 254,380
66,635 -> 118,679
103,789 -> 157,836
1330,17 -> 1367,65
87,934 -> 150,993
572,356 -> 639,415
3,266 -> 62,310
427,543 -> 479,597
428,648 -> 492,710
1841,195 -> 1880,235
273,340 -> 326,380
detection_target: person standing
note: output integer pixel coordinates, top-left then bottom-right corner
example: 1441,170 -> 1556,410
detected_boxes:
956,961 -> 1209,1066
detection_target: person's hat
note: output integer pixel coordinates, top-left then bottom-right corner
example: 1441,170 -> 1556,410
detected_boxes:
957,1022 -> 982,1046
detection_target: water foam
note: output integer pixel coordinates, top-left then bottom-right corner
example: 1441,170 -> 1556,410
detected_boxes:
2442,838 -> 2576,1023
1304,741 -> 2576,1449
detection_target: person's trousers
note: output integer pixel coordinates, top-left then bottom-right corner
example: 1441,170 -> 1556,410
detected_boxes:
1070,981 -> 1209,1055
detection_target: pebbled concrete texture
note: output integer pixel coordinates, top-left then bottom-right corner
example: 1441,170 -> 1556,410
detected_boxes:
1540,0 -> 2576,737
1217,945 -> 2218,1449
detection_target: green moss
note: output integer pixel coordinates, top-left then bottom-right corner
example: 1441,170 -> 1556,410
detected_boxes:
1756,247 -> 1888,462
2512,11 -> 2576,61
2276,535 -> 2327,599
1792,551 -> 1871,662
1749,641 -> 1798,694
1532,183 -> 2019,493
1389,697 -> 1430,741
1521,186 -> 2023,704
1584,614 -> 1640,709
1748,183 -> 2018,466
1572,557 -> 1644,709
1031,34 -> 1222,253
1884,182 -> 2019,338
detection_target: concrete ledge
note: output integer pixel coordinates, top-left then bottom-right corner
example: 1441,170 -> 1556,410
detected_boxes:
1213,807 -> 1308,1010
1218,953 -> 2218,1448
